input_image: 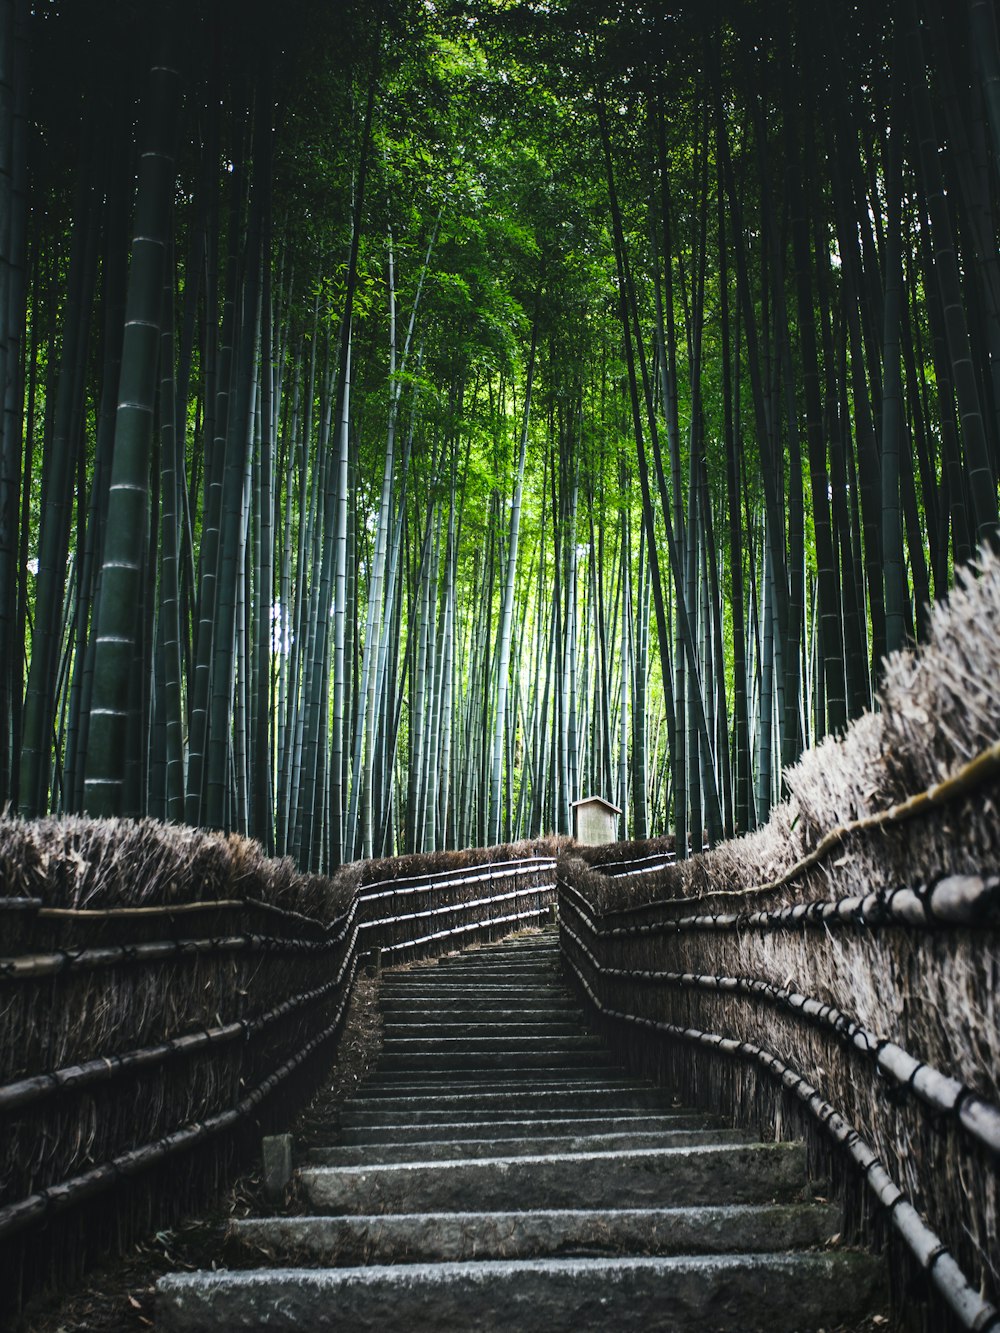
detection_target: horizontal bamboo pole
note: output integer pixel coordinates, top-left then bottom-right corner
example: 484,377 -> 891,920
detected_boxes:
560,901 -> 1000,1159
360,857 -> 556,899
0,852 -> 557,1272
375,904 -> 552,957
0,860 -> 554,925
0,953 -> 362,1245
0,930 -> 348,981
599,855 -> 678,878
558,871 -> 1000,937
38,898 -> 247,919
0,884 -> 552,1107
0,951 -> 358,1114
359,885 -> 551,933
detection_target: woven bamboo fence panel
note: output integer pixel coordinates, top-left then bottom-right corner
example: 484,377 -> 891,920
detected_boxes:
0,821 -> 556,1311
558,832 -> 1000,1332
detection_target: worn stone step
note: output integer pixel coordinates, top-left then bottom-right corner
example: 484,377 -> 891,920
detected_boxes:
336,1114 -> 718,1145
396,979 -> 562,991
339,1088 -> 671,1122
386,965 -> 560,976
302,1127 -> 750,1165
342,1078 -> 633,1103
377,1049 -> 614,1072
355,1073 -> 645,1095
157,1249 -> 884,1332
387,956 -> 557,970
228,1200 -> 838,1266
389,971 -> 562,984
413,968 -> 560,980
430,952 -> 557,962
349,1077 -> 642,1098
379,1008 -> 584,1023
445,937 -> 554,943
301,1142 -> 808,1214
383,991 -> 576,1004
380,1006 -> 585,1024
408,960 -> 557,975
340,1105 -> 670,1130
386,960 -> 557,969
378,1002 -> 576,1007
439,957 -> 559,966
435,944 -> 555,952
383,1022 -> 588,1038
434,941 -> 554,953
381,1035 -> 605,1054
380,992 -> 578,1006
382,1001 -> 571,1010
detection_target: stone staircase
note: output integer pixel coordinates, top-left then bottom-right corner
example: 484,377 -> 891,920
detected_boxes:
156,930 -> 885,1330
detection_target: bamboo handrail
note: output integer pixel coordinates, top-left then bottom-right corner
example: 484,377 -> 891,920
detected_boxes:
561,937 -> 1000,1333
559,900 -> 1000,1159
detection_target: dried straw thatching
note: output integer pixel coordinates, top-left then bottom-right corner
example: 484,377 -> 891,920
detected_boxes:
0,813 -> 357,917
0,822 -> 556,1316
358,837 -> 561,885
558,554 -> 1000,1330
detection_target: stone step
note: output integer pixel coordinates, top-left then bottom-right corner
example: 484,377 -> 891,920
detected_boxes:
378,986 -> 570,997
380,1008 -> 585,1024
391,957 -> 557,965
342,1102 -> 657,1127
157,1250 -> 884,1332
388,972 -> 560,979
382,1022 -> 588,1038
380,1035 -> 605,1054
227,1201 -> 839,1266
378,1002 -> 576,1007
380,991 -> 576,1004
354,1073 -> 646,1095
377,1049 -> 614,1072
429,952 -> 558,963
300,1142 -> 808,1214
438,937 -> 550,944
387,955 -> 557,969
385,960 -> 558,969
410,959 -> 557,974
411,967 -> 561,980
302,1127 -> 750,1165
336,1114 -> 718,1145
434,941 -> 555,953
349,1077 -> 637,1098
379,1004 -> 585,1020
339,1088 -> 671,1122
386,963 -> 560,974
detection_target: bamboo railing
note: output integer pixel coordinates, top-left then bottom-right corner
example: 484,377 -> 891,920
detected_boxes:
557,857 -> 1000,1333
0,843 -> 556,1311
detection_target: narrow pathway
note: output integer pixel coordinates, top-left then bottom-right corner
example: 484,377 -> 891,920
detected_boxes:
157,930 -> 884,1330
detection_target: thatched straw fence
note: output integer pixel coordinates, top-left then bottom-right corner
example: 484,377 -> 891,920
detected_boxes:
559,555 -> 1000,1332
0,822 -> 556,1313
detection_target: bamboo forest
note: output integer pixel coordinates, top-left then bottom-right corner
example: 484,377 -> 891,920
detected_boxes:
1,0 -> 998,870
